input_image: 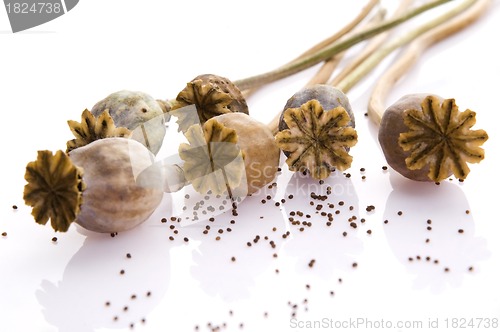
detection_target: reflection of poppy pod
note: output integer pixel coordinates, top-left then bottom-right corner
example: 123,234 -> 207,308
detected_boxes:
6,0 -> 80,33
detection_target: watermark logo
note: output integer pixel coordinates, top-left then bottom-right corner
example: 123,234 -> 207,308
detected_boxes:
3,0 -> 79,33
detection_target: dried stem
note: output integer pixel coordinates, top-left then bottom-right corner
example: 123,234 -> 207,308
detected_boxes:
367,0 -> 491,125
329,0 -> 413,87
242,0 -> 380,100
305,6 -> 388,88
234,0 -> 454,91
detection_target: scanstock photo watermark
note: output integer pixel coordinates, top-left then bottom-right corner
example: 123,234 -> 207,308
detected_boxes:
3,0 -> 79,32
289,317 -> 499,330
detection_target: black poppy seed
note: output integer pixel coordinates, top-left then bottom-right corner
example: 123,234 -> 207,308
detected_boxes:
146,291 -> 151,297
247,242 -> 252,247
273,253 -> 278,258
308,259 -> 316,268
350,222 -> 357,229
458,229 -> 464,234
218,229 -> 223,234
426,256 -> 431,261
352,262 -> 358,268
114,316 -> 119,321
1,232 -> 6,237
123,306 -> 128,311
105,301 -> 111,306
130,323 -> 134,329
416,255 -> 421,260
427,226 -> 432,231
275,202 -> 280,207
51,237 -> 57,243
367,229 -> 372,235
266,195 -> 272,200
330,291 -> 335,296
299,227 -> 304,232
425,238 -> 430,243
349,206 -> 354,211
360,168 -> 365,172
173,230 -> 178,234
465,209 -> 470,214
202,230 -> 208,235
261,199 -> 266,204
408,257 -> 414,262
427,219 -> 432,224
275,269 -> 280,274
362,176 -> 366,180
434,259 -> 439,264
326,222 -> 332,226
141,318 -> 146,324
468,266 -> 474,272
161,218 -> 167,223
339,201 -> 344,206
342,231 -> 347,237
209,217 -> 215,222
384,219 -> 388,224
169,236 -> 174,241
382,165 -> 388,170
305,284 -> 310,289
215,236 -> 221,241
288,194 -> 294,199
126,253 -> 132,258
120,269 -> 125,275
345,173 -> 351,178
131,294 -> 137,300
169,225 -> 175,229
231,256 -> 236,262
12,205 -> 18,210
444,267 -> 450,272
309,201 -> 314,206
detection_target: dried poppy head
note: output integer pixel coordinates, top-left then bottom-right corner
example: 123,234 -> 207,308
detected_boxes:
91,90 -> 167,155
24,138 -> 164,233
379,94 -> 488,182
275,85 -> 358,180
171,74 -> 249,133
179,113 -> 280,196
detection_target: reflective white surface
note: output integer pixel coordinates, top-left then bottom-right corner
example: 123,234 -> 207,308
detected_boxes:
1,1 -> 499,331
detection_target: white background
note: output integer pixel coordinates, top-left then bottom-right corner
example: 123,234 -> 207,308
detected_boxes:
1,1 -> 499,331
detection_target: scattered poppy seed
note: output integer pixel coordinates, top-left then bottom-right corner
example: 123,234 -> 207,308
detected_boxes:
360,168 -> 365,172
427,219 -> 432,224
105,301 -> 111,306
169,236 -> 174,241
382,166 -> 388,171
308,259 -> 316,268
444,267 -> 450,272
123,306 -> 128,312
465,209 -> 470,214
184,237 -> 189,242
1,232 -> 6,237
146,291 -> 151,297
51,237 -> 57,243
397,211 -> 403,216
425,238 -> 430,243
384,220 -> 389,224
126,253 -> 132,258
12,205 -> 18,210
342,232 -> 347,237
215,236 -> 221,241
161,218 -> 167,223
367,230 -> 372,235
231,256 -> 236,262
120,269 -> 125,275
468,266 -> 474,272
458,229 -> 464,234
427,226 -> 432,231
352,262 -> 358,268
114,316 -> 119,321
330,291 -> 335,296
